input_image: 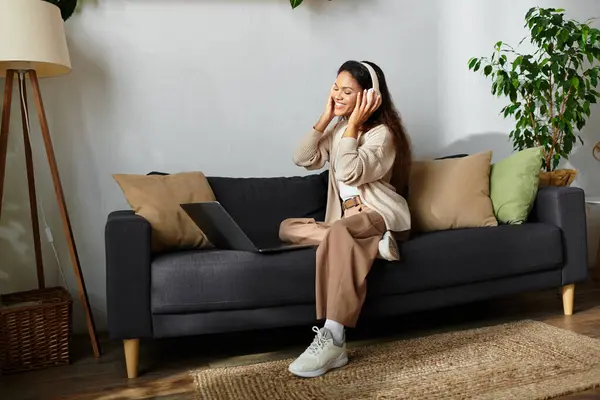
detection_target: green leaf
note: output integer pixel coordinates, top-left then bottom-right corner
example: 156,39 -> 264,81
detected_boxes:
496,73 -> 505,89
583,25 -> 590,44
551,14 -> 563,26
468,58 -> 478,70
290,0 -> 303,8
499,55 -> 507,66
513,56 -> 523,70
584,100 -> 591,116
484,65 -> 493,76
572,77 -> 580,90
559,29 -> 569,43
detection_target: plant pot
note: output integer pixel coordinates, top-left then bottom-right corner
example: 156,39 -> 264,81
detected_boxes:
539,169 -> 578,187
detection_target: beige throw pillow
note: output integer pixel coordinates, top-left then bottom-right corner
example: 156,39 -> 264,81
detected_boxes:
113,171 -> 216,252
408,151 -> 498,232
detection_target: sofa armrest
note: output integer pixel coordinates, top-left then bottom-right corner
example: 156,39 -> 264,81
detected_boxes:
530,186 -> 588,285
105,210 -> 153,340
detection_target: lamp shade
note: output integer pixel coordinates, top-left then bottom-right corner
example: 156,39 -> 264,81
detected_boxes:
0,0 -> 71,78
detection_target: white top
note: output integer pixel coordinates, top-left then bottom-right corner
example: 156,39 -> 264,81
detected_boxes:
338,181 -> 360,200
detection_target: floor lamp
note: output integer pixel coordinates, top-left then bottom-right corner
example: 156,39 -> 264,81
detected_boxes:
0,0 -> 100,358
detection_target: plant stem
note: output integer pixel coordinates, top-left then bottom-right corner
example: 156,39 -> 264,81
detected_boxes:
553,87 -> 574,161
525,96 -> 542,147
546,73 -> 556,170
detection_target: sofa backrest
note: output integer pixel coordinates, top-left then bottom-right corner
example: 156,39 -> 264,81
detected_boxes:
206,171 -> 329,245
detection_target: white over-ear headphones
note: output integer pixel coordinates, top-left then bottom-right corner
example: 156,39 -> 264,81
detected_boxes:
360,61 -> 380,95
360,61 -> 381,112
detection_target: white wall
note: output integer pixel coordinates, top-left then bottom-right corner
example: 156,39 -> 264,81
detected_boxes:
2,0 -> 600,333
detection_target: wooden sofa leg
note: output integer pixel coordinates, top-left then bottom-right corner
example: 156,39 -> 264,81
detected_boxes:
124,339 -> 140,379
562,284 -> 575,316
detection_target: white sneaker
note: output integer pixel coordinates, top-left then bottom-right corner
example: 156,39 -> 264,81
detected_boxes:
288,327 -> 348,378
378,231 -> 400,261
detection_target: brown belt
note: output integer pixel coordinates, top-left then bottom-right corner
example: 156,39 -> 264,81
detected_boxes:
342,196 -> 363,210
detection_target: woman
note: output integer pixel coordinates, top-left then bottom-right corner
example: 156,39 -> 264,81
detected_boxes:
279,60 -> 412,378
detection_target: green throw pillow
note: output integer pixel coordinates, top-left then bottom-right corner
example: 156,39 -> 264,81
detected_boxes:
490,147 -> 543,224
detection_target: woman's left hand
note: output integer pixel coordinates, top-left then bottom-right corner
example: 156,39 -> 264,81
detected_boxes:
348,89 -> 381,128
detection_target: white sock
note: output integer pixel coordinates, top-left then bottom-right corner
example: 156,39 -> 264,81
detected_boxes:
324,319 -> 345,343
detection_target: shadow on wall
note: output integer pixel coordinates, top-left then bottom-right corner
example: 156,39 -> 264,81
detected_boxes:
434,132 -> 513,163
0,79 -> 46,294
0,177 -> 36,294
565,104 -> 600,195
566,106 -> 600,269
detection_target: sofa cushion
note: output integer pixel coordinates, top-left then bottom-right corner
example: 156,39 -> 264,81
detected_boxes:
408,151 -> 498,232
489,147 -> 543,224
368,222 -> 563,296
113,171 -> 216,252
151,223 -> 563,314
151,248 -> 317,314
206,172 -> 328,246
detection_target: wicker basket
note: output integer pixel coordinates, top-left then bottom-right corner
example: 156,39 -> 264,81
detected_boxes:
0,287 -> 72,374
539,169 -> 578,187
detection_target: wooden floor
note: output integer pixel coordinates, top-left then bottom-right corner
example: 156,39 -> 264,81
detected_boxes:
2,279 -> 600,400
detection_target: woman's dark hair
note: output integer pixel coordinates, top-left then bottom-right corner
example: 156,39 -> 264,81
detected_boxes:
337,60 -> 412,196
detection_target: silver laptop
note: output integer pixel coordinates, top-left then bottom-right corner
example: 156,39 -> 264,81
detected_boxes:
181,201 -> 314,253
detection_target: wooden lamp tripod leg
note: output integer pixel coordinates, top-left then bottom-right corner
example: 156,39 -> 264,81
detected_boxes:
28,70 -> 100,358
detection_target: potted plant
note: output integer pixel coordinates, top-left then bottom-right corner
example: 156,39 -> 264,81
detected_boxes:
468,7 -> 600,186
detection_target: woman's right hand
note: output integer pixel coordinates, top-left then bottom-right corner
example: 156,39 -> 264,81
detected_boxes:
322,90 -> 335,121
314,91 -> 335,133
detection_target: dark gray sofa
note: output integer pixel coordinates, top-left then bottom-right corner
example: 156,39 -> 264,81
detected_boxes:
105,170 -> 589,378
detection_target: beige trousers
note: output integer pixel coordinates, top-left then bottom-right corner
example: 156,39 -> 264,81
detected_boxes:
279,205 -> 386,327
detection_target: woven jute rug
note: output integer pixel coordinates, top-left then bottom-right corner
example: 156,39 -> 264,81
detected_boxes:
191,320 -> 600,400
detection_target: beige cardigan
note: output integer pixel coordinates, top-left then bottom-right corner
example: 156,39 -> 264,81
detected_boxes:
293,119 -> 411,233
